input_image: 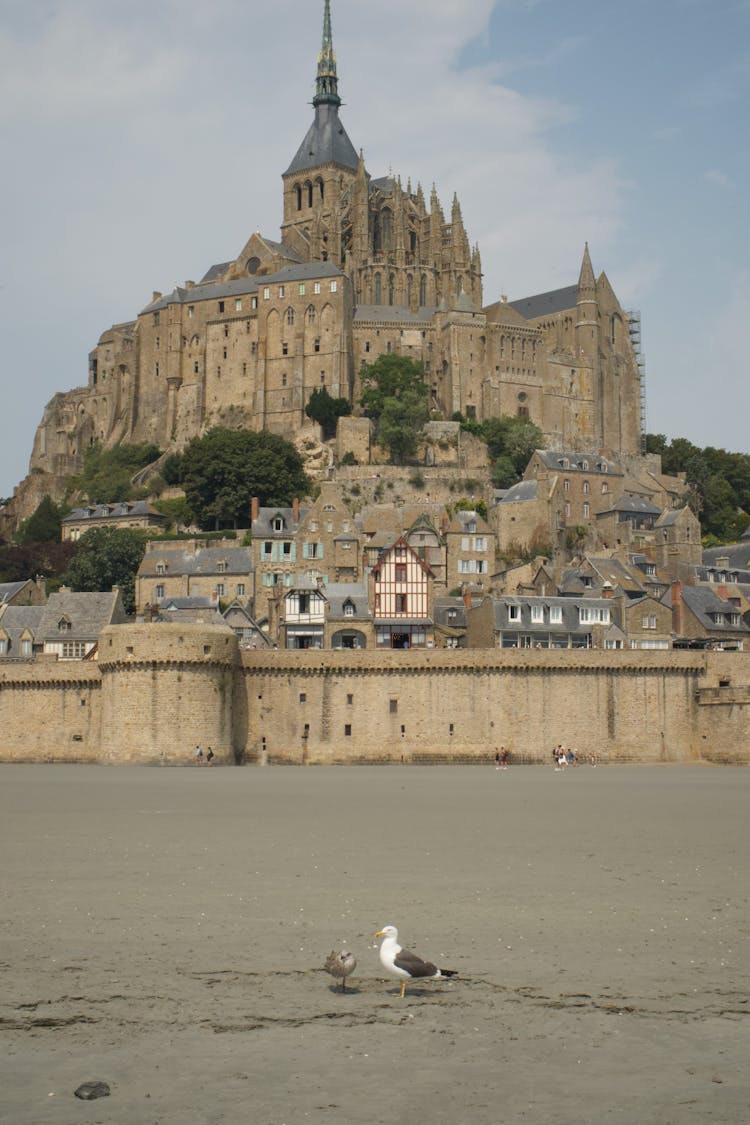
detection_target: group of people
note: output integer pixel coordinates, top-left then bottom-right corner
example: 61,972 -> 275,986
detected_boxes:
552,744 -> 597,769
194,745 -> 215,766
494,747 -> 510,770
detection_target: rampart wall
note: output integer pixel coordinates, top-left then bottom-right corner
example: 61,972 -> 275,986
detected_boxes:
1,626 -> 748,765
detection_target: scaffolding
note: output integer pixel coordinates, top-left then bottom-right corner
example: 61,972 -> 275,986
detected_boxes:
627,310 -> 647,453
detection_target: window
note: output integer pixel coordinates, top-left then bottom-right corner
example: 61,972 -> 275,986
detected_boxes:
237,583 -> 245,596
347,693 -> 354,705
344,724 -> 352,737
263,287 -> 270,300
330,280 -> 338,293
278,285 -> 285,298
508,605 -> 520,621
314,282 -> 321,295
282,342 -> 288,355
216,583 -> 225,597
299,692 -> 306,704
218,301 -> 225,313
0,638 -> 6,655
564,479 -> 570,492
156,562 -> 166,576
602,482 -> 608,494
58,618 -> 72,634
531,605 -> 544,623
395,564 -> 407,582
187,305 -> 194,318
21,638 -> 32,657
262,541 -> 272,557
298,283 -> 306,296
61,641 -> 87,659
475,536 -> 487,552
344,601 -> 355,617
251,296 -> 258,309
564,501 -> 571,518
155,584 -> 165,599
583,502 -> 590,519
390,699 -> 398,713
395,594 -> 407,612
235,298 -> 242,312
272,517 -> 284,532
549,606 -> 562,624
583,481 -> 590,494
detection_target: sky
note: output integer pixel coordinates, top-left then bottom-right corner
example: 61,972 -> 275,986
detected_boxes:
1,0 -> 748,499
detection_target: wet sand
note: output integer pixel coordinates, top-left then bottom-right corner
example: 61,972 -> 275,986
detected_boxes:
1,763 -> 748,1125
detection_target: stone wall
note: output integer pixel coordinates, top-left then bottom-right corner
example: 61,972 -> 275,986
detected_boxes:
1,627 -> 748,765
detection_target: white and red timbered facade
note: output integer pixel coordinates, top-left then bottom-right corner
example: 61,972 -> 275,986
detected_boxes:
370,536 -> 434,648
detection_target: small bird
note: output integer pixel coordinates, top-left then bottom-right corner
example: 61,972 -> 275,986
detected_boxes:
374,924 -> 457,998
324,948 -> 357,992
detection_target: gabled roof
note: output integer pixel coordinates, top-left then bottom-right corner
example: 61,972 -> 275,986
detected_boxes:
325,582 -> 371,619
139,546 -> 253,578
39,591 -> 126,641
64,500 -> 165,523
495,479 -> 538,504
508,284 -> 579,320
0,605 -> 45,658
371,536 -> 433,579
0,580 -> 32,605
251,507 -> 308,538
533,450 -> 619,474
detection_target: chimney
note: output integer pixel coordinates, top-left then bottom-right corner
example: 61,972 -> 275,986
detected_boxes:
463,587 -> 473,612
293,497 -> 300,524
717,585 -> 729,602
671,579 -> 683,636
152,291 -> 162,303
602,582 -> 614,599
251,496 -> 259,523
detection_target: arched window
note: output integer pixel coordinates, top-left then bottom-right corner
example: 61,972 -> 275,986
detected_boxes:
316,176 -> 324,201
374,273 -> 382,305
388,274 -> 395,305
382,209 -> 393,251
407,274 -> 413,306
306,305 -> 316,324
456,276 -> 463,298
419,275 -> 427,306
286,307 -> 295,326
295,185 -> 302,212
306,181 -> 313,207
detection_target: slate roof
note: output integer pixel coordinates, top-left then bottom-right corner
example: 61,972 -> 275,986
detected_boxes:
533,450 -> 618,474
64,500 -> 166,523
509,285 -> 578,320
667,585 -> 750,637
39,591 -> 125,642
284,103 -> 359,175
139,546 -> 253,578
251,507 -> 309,538
0,606 -> 45,659
0,581 -> 30,605
492,594 -> 612,634
200,262 -> 233,284
325,582 -> 371,619
495,480 -> 539,504
600,496 -> 661,516
702,541 -> 750,571
433,596 -> 467,630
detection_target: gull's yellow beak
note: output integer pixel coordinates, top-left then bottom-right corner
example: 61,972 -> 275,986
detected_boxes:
374,929 -> 385,938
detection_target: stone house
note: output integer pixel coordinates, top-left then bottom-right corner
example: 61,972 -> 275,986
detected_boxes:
668,580 -> 750,651
222,600 -> 273,650
0,579 -> 46,607
62,501 -> 168,542
37,589 -> 127,660
443,509 -> 494,594
136,539 -> 253,615
466,594 -> 616,650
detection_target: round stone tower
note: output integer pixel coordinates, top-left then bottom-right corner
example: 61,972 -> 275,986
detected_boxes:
97,624 -> 241,765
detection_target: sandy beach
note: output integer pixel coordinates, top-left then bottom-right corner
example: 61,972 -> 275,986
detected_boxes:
1,762 -> 748,1124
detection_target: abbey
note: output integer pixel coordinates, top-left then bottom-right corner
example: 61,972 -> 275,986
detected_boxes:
28,0 -> 642,485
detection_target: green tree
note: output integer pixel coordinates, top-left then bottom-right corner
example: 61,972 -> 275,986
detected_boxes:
359,355 -> 428,419
305,387 -> 352,440
377,390 -> 430,464
482,416 -> 545,477
61,527 -> 148,614
71,442 -> 162,504
161,452 -> 185,486
181,428 -> 311,529
491,455 -> 517,490
15,496 -> 63,545
0,541 -> 76,585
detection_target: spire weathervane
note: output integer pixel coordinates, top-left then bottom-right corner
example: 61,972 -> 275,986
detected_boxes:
314,0 -> 341,107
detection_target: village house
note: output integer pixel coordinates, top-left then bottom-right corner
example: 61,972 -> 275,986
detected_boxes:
136,539 -> 253,616
62,500 -> 168,541
370,536 -> 435,649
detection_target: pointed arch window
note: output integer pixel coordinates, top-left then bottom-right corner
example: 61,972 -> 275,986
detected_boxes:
286,307 -> 295,326
307,305 -> 316,324
388,274 -> 395,305
374,273 -> 382,305
419,275 -> 427,306
382,209 -> 393,251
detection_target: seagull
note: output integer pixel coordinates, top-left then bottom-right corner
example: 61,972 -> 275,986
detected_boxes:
374,924 -> 457,998
324,948 -> 357,992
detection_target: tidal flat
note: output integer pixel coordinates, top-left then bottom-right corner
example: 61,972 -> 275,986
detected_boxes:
1,763 -> 748,1124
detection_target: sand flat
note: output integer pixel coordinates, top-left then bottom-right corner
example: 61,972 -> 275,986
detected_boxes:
1,763 -> 748,1124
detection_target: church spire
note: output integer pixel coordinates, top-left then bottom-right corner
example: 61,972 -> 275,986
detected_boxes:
314,0 -> 341,108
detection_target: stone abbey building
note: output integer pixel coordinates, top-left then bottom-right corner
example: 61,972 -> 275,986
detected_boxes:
27,0 -> 643,490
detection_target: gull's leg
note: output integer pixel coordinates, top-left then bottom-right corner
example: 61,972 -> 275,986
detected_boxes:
400,980 -> 407,998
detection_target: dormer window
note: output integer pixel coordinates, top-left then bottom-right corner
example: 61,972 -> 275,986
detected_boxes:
156,563 -> 166,576
273,517 -> 284,532
467,521 -> 477,534
344,601 -> 355,617
217,561 -> 227,574
58,617 -> 72,634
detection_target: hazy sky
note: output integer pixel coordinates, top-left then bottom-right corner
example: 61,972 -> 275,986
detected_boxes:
1,0 -> 748,499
